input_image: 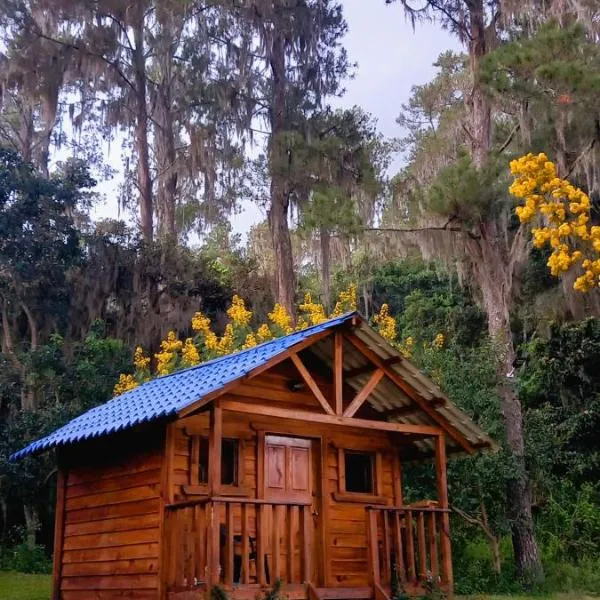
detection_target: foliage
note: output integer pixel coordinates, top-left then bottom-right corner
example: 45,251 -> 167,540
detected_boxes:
0,543 -> 51,574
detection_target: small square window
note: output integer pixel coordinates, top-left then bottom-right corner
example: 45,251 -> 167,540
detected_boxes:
221,439 -> 239,486
345,451 -> 374,494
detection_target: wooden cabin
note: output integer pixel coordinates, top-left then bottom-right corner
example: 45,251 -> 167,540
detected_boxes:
14,312 -> 495,600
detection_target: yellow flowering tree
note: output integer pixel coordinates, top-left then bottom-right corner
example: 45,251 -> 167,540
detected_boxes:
114,286 -> 356,395
510,152 -> 600,292
113,286 -> 450,396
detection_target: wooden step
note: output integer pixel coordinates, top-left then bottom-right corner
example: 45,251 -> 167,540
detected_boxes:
315,587 -> 373,600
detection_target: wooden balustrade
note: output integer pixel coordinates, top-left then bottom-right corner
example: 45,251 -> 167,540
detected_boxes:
366,506 -> 452,594
165,497 -> 313,592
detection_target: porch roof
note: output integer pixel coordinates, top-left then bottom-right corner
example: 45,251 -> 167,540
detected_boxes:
12,311 -> 496,460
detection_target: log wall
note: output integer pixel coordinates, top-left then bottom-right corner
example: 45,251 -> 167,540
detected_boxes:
58,427 -> 165,599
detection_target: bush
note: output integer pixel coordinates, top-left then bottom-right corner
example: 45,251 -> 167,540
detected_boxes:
0,544 -> 52,574
541,558 -> 600,595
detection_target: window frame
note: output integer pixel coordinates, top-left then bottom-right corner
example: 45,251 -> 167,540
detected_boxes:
334,447 -> 387,504
184,434 -> 247,497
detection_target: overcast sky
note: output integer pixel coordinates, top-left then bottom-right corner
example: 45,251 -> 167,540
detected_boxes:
91,0 -> 460,238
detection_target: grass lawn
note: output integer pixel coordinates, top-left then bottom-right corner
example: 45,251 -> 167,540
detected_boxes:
0,571 -> 51,600
458,596 -> 597,599
0,573 -> 596,600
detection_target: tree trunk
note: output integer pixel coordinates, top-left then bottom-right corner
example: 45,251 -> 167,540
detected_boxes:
154,11 -> 178,240
132,8 -> 153,242
155,93 -> 177,239
268,30 -> 296,317
320,226 -> 331,311
481,262 -> 543,584
469,0 -> 491,169
23,503 -> 40,549
466,1 -> 543,581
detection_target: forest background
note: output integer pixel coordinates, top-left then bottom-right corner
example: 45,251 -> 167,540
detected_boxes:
0,0 -> 599,596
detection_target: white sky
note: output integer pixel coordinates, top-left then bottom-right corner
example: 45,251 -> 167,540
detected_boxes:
90,0 -> 460,237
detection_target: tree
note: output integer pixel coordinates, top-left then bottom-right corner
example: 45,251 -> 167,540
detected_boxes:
235,0 -> 351,316
0,146 -> 93,547
383,0 -> 544,579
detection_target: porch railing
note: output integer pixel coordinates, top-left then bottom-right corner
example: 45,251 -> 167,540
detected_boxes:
366,506 -> 452,594
165,497 -> 313,592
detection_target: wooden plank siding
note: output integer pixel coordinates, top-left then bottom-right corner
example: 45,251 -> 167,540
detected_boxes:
59,428 -> 165,599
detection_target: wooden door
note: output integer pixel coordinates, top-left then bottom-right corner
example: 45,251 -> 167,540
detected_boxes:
264,435 -> 312,503
263,435 -> 317,584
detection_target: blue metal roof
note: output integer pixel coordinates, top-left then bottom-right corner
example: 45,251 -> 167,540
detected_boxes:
12,312 -> 356,459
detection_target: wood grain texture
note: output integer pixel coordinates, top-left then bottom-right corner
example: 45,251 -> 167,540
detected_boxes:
59,429 -> 164,598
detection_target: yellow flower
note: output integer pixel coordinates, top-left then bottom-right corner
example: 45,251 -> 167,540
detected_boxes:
227,295 -> 252,327
181,338 -> 200,367
256,324 -> 273,343
242,333 -> 258,349
160,331 -> 183,353
433,333 -> 445,349
217,324 -> 235,356
373,304 -> 396,343
331,283 -> 357,317
192,311 -> 211,334
510,152 -> 599,292
204,330 -> 218,352
113,373 -> 139,396
399,336 -> 414,359
268,304 -> 294,334
133,346 -> 150,370
298,293 -> 327,325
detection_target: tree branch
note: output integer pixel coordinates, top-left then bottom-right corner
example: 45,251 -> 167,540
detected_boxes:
498,123 -> 520,154
364,217 -> 481,240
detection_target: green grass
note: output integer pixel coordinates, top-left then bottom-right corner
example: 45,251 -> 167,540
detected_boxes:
0,571 -> 51,600
456,593 -> 595,600
0,572 -> 596,600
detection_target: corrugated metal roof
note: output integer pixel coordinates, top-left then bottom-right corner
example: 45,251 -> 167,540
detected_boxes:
12,313 -> 356,459
12,311 -> 496,460
308,322 -> 497,456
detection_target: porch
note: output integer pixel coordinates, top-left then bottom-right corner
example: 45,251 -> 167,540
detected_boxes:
164,497 -> 453,599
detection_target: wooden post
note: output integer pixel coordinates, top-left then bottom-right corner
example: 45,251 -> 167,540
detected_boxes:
206,501 -> 221,586
225,502 -> 234,586
405,510 -> 416,583
257,504 -> 267,585
367,509 -> 381,587
435,433 -> 454,590
302,505 -> 312,584
209,402 -> 222,496
334,331 -> 343,415
241,503 -> 250,584
417,512 -> 426,580
51,467 -> 66,600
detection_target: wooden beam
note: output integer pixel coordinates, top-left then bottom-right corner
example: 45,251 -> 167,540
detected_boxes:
290,351 -> 335,415
436,433 -> 453,591
51,467 -> 66,600
383,397 -> 446,418
208,403 -> 222,496
177,329 -> 334,418
221,399 -> 442,436
344,333 -> 475,454
344,356 -> 401,379
334,331 -> 343,415
343,368 -> 385,418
